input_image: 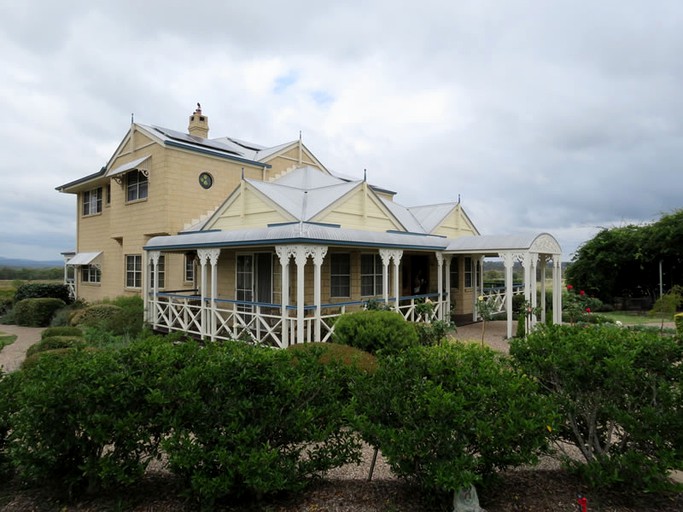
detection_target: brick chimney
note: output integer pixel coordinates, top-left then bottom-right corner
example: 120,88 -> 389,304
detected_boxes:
188,103 -> 209,138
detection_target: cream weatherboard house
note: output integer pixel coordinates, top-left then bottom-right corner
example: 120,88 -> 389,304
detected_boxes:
58,106 -> 563,343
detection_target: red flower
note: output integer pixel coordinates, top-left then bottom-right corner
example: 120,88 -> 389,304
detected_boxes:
579,290 -> 585,296
585,307 -> 591,313
567,284 -> 573,290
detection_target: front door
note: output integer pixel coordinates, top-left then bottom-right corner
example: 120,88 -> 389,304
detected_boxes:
236,253 -> 273,309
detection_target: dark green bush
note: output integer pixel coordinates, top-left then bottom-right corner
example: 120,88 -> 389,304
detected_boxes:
414,320 -> 453,347
332,309 -> 418,356
14,283 -> 72,305
287,342 -> 377,373
26,335 -> 86,358
72,297 -> 143,336
352,343 -> 552,499
510,324 -> 683,491
162,342 -> 361,506
0,371 -> 19,478
676,312 -> 683,339
13,298 -> 66,327
41,326 -> 83,339
8,338 -> 178,496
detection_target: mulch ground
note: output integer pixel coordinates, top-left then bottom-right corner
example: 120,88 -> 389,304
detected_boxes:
2,470 -> 682,511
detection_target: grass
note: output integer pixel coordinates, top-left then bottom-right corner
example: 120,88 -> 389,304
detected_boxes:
601,311 -> 676,325
0,333 -> 17,352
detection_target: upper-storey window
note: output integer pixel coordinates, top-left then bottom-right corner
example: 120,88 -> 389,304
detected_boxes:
82,187 -> 103,216
126,170 -> 148,202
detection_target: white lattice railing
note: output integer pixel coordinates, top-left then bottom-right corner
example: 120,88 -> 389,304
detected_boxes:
480,285 -> 525,314
152,292 -> 447,347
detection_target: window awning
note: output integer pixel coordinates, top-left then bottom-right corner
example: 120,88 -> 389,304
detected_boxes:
106,155 -> 151,178
66,252 -> 102,266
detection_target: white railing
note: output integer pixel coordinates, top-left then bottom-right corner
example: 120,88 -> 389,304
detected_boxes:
480,285 -> 525,314
152,292 -> 447,347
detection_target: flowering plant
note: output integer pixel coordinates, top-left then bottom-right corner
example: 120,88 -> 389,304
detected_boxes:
563,285 -> 602,325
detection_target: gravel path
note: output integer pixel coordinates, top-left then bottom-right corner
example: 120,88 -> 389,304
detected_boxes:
0,324 -> 43,372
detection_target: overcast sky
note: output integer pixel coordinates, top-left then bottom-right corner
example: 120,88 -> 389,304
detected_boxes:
1,0 -> 681,263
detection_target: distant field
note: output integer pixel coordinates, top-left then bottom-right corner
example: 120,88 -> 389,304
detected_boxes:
0,280 -> 61,291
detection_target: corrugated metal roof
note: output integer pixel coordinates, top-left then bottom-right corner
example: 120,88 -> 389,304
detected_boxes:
379,197 -> 426,233
446,233 -> 561,254
146,222 -> 448,252
66,252 -> 102,265
409,203 -> 457,233
106,155 -> 150,177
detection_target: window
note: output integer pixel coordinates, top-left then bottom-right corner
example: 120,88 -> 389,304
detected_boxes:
449,256 -> 460,289
236,254 -> 254,311
464,257 -> 473,288
149,255 -> 165,289
184,254 -> 194,282
81,265 -> 101,283
82,187 -> 102,216
126,170 -> 148,202
126,255 -> 142,288
330,254 -> 351,298
360,254 -> 383,296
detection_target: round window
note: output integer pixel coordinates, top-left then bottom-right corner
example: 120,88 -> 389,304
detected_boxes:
198,172 -> 213,189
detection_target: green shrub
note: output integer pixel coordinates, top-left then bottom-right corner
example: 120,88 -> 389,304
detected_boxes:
26,335 -> 86,358
510,324 -> 683,491
14,283 -> 72,305
352,343 -> 552,500
72,297 -> 143,336
332,309 -> 418,356
41,326 -> 83,339
287,342 -> 378,373
414,319 -> 453,346
8,339 -> 177,496
163,342 -> 361,506
0,371 -> 19,478
676,312 -> 683,339
13,298 -> 66,327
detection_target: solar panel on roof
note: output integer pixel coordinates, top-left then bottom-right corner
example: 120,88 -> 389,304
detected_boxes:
153,127 -> 244,156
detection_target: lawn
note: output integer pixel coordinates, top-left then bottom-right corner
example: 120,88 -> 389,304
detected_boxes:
601,311 -> 675,325
0,333 -> 16,352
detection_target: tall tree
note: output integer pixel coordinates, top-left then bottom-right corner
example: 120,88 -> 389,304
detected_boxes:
566,209 -> 682,303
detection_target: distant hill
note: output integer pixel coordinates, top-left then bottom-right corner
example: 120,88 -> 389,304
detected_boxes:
0,256 -> 63,268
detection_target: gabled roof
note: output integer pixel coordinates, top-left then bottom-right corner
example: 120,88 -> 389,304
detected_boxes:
247,170 -> 359,221
409,203 -> 459,233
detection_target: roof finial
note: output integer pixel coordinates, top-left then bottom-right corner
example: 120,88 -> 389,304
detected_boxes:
195,102 -> 202,114
131,113 -> 134,124
364,168 -> 367,182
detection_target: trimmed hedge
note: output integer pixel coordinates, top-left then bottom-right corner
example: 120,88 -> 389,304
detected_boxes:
71,297 -> 144,336
332,310 -> 418,356
41,326 -> 83,339
13,298 -> 66,327
286,342 -> 378,374
352,343 -> 552,498
4,338 -> 363,503
26,336 -> 86,358
14,283 -> 72,305
510,324 -> 683,491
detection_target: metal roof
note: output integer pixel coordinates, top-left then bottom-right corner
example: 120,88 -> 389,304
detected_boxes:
66,252 -> 102,265
446,233 -> 561,255
106,155 -> 150,177
409,203 -> 458,233
146,222 -> 448,252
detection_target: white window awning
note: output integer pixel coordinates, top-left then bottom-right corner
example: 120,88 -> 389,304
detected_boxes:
106,155 -> 151,178
66,252 -> 102,266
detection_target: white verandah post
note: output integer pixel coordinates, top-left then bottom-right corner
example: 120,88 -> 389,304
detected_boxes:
275,246 -> 291,347
294,246 -> 308,345
501,252 -> 515,339
444,255 -> 452,322
207,249 -> 220,341
553,256 -> 563,324
148,250 -> 161,327
311,246 -> 328,342
197,249 -> 209,339
436,252 -> 444,320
